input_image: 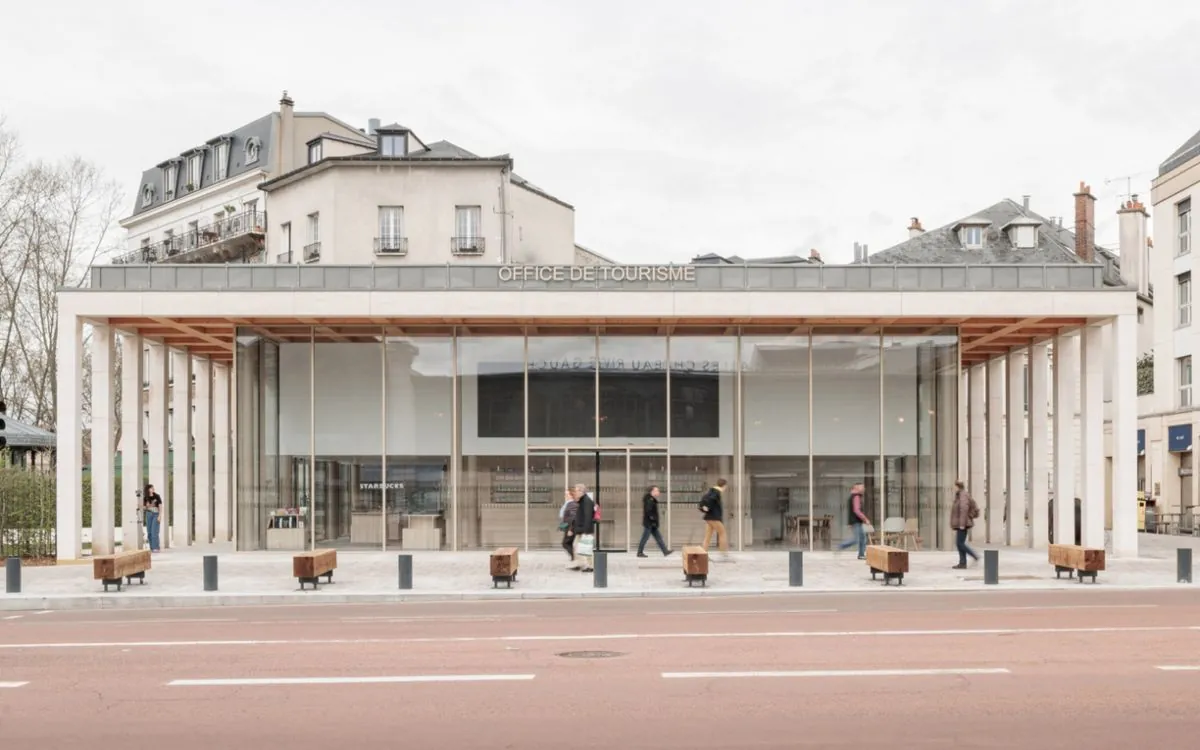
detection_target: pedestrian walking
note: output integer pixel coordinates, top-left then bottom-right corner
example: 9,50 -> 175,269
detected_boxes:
637,485 -> 670,557
836,482 -> 870,559
559,488 -> 580,567
950,480 -> 980,569
573,483 -> 596,573
699,478 -> 730,560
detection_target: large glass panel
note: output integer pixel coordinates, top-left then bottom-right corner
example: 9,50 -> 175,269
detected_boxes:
459,335 -> 526,549
385,332 -> 453,550
741,332 -> 810,549
812,331 -> 881,551
527,335 -> 596,446
237,326 -> 312,551
312,327 -> 383,548
881,331 -> 959,551
668,334 -> 738,550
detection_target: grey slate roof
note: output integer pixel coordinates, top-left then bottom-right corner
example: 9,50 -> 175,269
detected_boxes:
864,198 -> 1125,288
1161,127 -> 1200,177
3,416 -> 55,448
692,252 -> 815,265
408,140 -> 483,160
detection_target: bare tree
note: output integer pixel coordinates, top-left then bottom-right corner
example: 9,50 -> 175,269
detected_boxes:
0,118 -> 122,434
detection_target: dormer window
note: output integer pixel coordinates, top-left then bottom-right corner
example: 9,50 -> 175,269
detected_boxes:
162,162 -> 179,200
140,184 -> 154,207
954,217 -> 991,250
213,138 -> 230,180
1002,217 -> 1042,250
244,137 -> 261,164
380,133 -> 406,157
186,152 -> 203,191
307,141 -> 322,164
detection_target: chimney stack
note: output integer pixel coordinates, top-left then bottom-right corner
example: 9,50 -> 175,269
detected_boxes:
809,248 -> 823,263
1117,194 -> 1150,297
278,90 -> 295,174
368,118 -> 381,135
1073,181 -> 1096,262
907,217 -> 924,239
1022,195 -> 1030,211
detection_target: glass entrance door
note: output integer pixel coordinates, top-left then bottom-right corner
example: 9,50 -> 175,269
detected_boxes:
528,447 -> 667,551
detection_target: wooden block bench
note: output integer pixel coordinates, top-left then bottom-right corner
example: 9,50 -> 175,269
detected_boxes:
490,547 -> 519,588
682,545 -> 709,587
866,545 -> 908,586
293,549 -> 337,591
1048,544 -> 1105,583
93,550 -> 152,592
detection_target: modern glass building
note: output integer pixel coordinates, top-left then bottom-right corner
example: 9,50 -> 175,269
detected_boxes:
56,261 -> 1140,558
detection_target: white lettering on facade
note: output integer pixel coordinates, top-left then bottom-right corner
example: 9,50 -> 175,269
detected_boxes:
498,265 -> 696,284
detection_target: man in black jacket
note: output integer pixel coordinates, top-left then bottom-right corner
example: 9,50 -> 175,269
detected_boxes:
572,483 -> 596,572
637,485 -> 670,557
699,478 -> 729,558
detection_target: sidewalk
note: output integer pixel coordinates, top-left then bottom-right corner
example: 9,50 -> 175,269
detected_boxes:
2,532 -> 1194,611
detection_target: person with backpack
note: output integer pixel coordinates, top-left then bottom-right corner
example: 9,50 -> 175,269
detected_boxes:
950,480 -> 981,569
699,478 -> 730,559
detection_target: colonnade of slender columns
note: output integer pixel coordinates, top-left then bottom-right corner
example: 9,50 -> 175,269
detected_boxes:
55,319 -> 232,560
962,316 -> 1139,556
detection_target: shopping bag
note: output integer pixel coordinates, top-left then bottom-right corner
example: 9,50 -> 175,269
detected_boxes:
575,534 -> 595,557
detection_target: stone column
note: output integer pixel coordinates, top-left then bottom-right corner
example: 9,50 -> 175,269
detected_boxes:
1080,325 -> 1105,548
194,358 -> 213,544
172,349 -> 193,547
120,333 -> 144,550
1006,350 -> 1027,546
147,343 -> 170,548
1111,314 -> 1139,556
213,363 -> 231,543
968,364 -> 986,536
1028,341 -> 1051,547
90,323 -> 116,556
55,313 -> 83,561
987,356 -> 1006,544
1052,333 -> 1078,544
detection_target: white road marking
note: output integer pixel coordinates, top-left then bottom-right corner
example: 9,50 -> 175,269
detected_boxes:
1156,665 -> 1200,671
2,625 -> 1196,650
648,609 -> 838,617
964,605 -> 1159,612
43,618 -> 238,626
168,674 -> 536,687
338,614 -> 535,622
0,682 -> 29,688
2,615 -> 23,620
34,611 -> 52,615
663,668 -> 1011,679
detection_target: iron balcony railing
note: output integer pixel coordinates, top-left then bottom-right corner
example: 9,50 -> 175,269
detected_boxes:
303,242 -> 321,263
88,263 -> 1113,293
451,236 -> 485,255
113,210 -> 266,265
375,236 -> 408,255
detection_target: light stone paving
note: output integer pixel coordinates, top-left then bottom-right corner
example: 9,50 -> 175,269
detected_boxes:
2,533 -> 1195,612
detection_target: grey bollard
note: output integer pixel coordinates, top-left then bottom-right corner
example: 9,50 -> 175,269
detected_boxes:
5,557 -> 20,594
202,555 -> 218,592
593,551 -> 608,588
1179,548 -> 1193,584
789,550 -> 804,587
397,554 -> 413,590
983,550 -> 999,585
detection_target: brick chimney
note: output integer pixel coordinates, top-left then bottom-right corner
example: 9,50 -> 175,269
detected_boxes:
1117,195 -> 1149,297
908,217 -> 924,239
808,248 -> 823,263
1073,181 -> 1096,262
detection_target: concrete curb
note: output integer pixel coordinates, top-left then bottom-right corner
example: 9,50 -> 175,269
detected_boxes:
0,582 -> 1188,612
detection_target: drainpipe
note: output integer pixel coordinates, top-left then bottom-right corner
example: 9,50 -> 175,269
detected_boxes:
499,164 -> 511,264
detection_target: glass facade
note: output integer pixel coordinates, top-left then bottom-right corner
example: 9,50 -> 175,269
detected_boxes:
235,327 -> 959,551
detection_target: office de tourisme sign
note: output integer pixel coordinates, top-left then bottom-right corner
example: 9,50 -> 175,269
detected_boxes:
498,264 -> 697,283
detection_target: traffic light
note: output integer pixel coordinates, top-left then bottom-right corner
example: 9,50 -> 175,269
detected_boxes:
0,397 -> 6,449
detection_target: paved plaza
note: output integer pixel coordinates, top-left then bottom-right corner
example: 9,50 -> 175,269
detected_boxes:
3,533 -> 1196,611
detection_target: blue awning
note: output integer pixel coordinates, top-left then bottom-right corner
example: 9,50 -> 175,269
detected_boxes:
1168,424 -> 1192,453
1138,429 -> 1145,456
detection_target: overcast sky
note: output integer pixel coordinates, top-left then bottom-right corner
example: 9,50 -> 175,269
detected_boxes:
3,0 -> 1200,263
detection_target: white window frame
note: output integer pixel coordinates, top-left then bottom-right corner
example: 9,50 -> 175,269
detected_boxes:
381,134 -> 406,157
163,163 -> 178,200
305,212 -> 320,262
456,205 -> 481,239
378,206 -> 405,252
962,226 -> 984,249
1179,355 -> 1193,408
1179,198 -> 1191,257
186,153 -> 202,190
214,140 -> 230,181
308,141 -> 322,164
1179,272 -> 1192,328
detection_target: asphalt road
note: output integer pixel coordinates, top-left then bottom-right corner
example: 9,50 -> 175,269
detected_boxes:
1,589 -> 1198,748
